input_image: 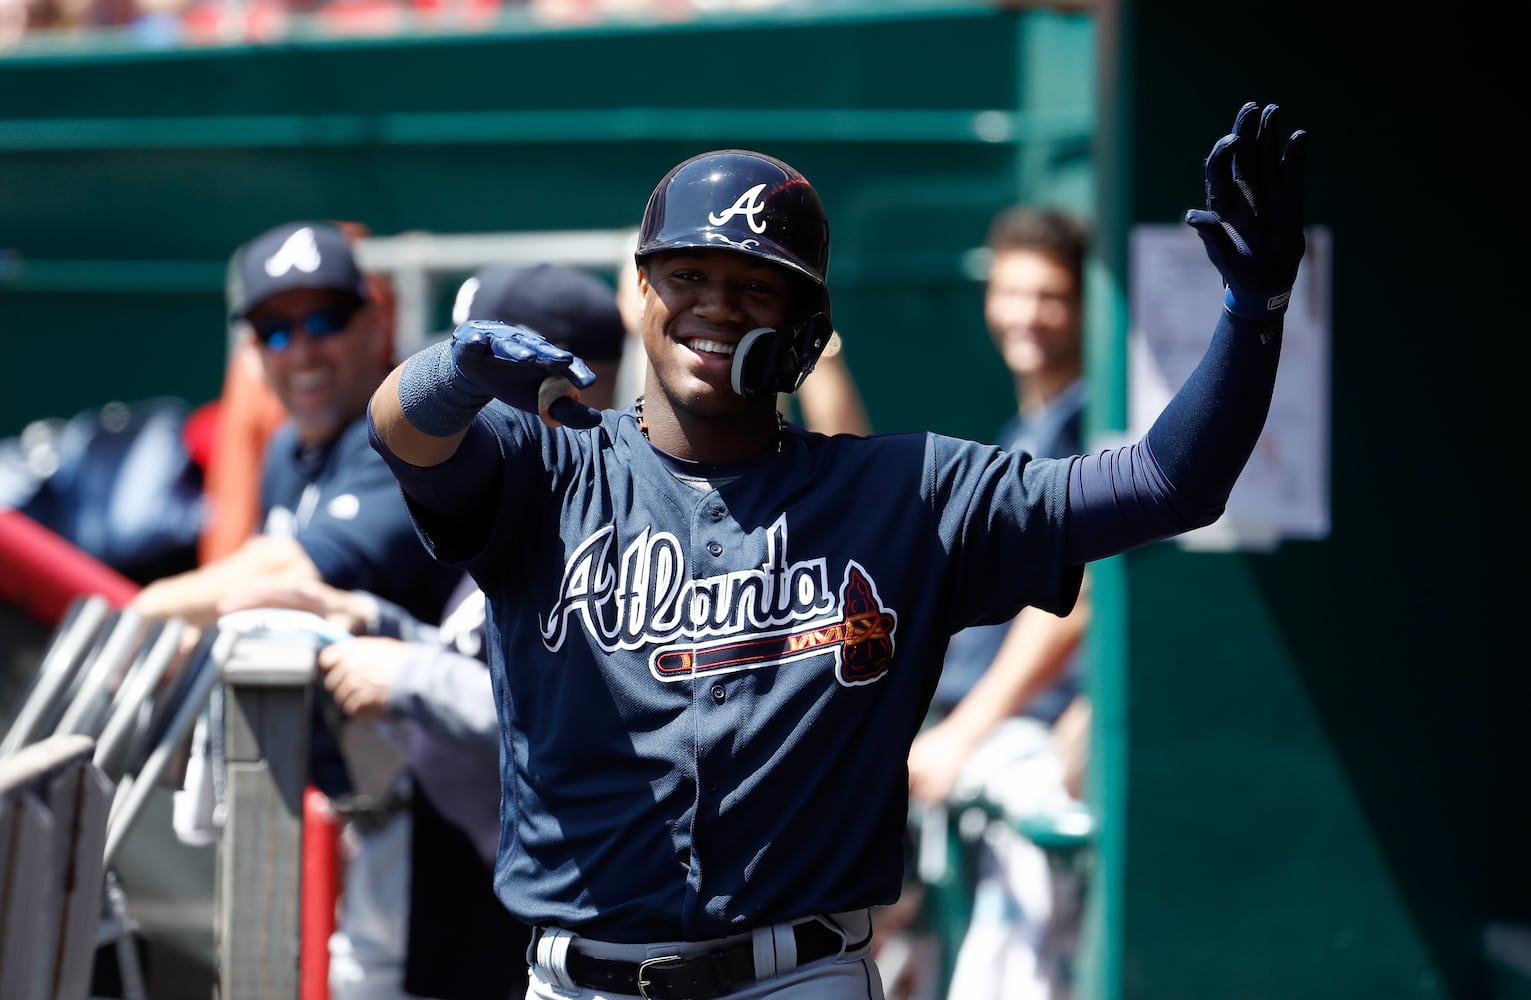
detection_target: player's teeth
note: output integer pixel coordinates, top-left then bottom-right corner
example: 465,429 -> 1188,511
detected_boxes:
688,339 -> 735,356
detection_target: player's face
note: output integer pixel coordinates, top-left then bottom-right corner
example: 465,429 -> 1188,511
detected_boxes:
984,247 -> 1082,382
249,287 -> 389,445
636,249 -> 795,414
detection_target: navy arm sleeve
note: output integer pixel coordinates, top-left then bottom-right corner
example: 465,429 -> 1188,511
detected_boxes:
1063,311 -> 1281,564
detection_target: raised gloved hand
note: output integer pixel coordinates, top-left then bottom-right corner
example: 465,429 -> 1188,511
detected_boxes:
1185,101 -> 1309,321
450,320 -> 601,429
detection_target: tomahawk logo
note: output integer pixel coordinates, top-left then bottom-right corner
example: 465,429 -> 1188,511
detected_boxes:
650,563 -> 896,687
708,184 -> 769,234
263,227 -> 324,278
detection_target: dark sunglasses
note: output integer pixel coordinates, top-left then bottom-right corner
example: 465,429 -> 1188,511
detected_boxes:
251,300 -> 363,352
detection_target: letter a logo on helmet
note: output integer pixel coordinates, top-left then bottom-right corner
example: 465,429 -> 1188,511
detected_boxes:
708,184 -> 769,234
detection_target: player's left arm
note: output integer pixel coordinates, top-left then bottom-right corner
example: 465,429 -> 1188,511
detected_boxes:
1063,101 -> 1309,564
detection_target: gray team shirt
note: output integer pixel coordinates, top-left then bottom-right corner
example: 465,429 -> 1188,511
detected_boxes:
387,402 -> 1080,943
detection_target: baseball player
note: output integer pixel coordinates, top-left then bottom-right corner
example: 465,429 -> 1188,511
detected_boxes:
366,101 -> 1309,999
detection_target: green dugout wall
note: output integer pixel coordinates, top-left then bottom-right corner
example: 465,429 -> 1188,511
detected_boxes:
0,3 -> 1094,442
1088,3 -> 1528,999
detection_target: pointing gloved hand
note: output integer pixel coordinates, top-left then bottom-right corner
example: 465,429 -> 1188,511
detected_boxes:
1184,101 -> 1310,321
450,320 -> 601,429
397,320 -> 602,436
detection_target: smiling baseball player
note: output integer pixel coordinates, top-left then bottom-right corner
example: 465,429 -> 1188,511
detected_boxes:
367,101 -> 1309,999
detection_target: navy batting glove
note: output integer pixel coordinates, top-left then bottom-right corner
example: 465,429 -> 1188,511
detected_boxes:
451,321 -> 601,429
1185,102 -> 1310,321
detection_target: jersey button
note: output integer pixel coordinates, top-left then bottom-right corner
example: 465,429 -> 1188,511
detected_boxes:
707,541 -> 723,557
710,684 -> 727,704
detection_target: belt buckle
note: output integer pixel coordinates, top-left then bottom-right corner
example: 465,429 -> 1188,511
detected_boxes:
636,954 -> 686,1000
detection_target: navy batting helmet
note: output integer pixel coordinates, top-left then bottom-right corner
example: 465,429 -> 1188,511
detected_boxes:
635,149 -> 834,399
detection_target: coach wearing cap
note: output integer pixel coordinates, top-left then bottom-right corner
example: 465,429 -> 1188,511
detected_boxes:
134,220 -> 459,631
131,222 -> 462,787
131,220 -> 464,997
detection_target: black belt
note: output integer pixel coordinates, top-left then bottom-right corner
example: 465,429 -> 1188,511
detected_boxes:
561,918 -> 844,1000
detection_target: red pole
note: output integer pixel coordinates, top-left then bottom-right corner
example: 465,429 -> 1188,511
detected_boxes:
0,508 -> 140,626
302,785 -> 341,1000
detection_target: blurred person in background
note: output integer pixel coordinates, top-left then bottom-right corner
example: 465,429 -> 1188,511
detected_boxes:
906,205 -> 1095,1000
193,224 -> 386,565
0,0 -> 29,45
131,218 -> 455,631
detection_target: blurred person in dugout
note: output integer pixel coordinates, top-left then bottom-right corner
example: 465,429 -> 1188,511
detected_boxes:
132,216 -> 458,638
197,220 -> 381,564
216,260 -> 633,1000
905,205 -> 1095,1000
612,224 -> 871,437
126,220 -> 465,997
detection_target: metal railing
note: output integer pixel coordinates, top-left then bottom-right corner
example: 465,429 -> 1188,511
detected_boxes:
1,589 -> 336,1000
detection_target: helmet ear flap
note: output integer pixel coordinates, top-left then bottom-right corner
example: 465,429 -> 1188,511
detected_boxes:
729,312 -> 836,399
731,327 -> 785,399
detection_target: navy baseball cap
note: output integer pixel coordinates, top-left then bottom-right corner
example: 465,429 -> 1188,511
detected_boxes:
448,263 -> 627,362
229,221 -> 370,320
